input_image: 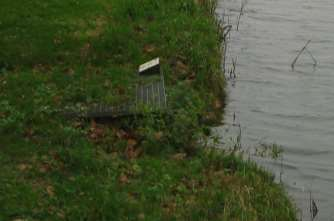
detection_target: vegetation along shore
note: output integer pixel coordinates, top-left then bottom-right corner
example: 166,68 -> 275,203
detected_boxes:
0,0 -> 297,220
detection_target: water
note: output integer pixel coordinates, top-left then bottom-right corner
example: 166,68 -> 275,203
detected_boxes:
216,0 -> 334,220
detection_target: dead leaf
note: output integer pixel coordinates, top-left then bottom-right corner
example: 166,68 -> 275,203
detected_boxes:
116,129 -> 127,139
171,153 -> 187,161
221,175 -> 235,185
46,185 -> 55,197
41,155 -> 48,161
163,202 -> 177,215
51,151 -> 61,162
125,140 -> 142,159
54,37 -> 62,45
213,170 -> 225,178
117,87 -> 125,95
89,133 -> 97,140
53,95 -> 62,105
175,60 -> 189,74
127,192 -> 138,203
203,112 -> 217,122
32,64 -> 51,73
57,211 -> 65,219
86,16 -> 107,38
127,139 -> 137,148
17,164 -> 31,172
143,44 -> 156,53
65,68 -> 75,75
214,99 -> 223,109
154,131 -> 163,140
95,127 -> 105,137
138,213 -> 145,220
89,121 -> 105,141
185,196 -> 196,206
119,174 -> 129,184
24,128 -> 34,138
103,80 -> 111,88
187,72 -> 196,80
72,121 -> 83,129
134,25 -> 145,34
48,206 -> 57,214
91,120 -> 97,129
80,43 -> 91,59
39,163 -> 51,173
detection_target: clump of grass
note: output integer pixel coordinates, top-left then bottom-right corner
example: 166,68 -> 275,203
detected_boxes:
0,0 -> 297,220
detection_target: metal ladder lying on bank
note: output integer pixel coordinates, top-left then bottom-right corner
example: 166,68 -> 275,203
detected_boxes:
86,58 -> 167,119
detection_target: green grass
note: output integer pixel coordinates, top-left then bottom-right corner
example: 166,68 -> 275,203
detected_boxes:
0,148 -> 297,221
0,0 -> 296,220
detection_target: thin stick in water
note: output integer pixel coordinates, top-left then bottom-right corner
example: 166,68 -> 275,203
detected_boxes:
306,48 -> 318,67
291,40 -> 311,70
236,1 -> 245,31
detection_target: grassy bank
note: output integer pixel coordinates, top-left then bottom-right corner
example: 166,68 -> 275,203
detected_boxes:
0,0 -> 296,220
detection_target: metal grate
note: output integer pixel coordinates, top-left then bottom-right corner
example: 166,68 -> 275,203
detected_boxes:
86,78 -> 167,119
136,79 -> 166,109
85,58 -> 166,119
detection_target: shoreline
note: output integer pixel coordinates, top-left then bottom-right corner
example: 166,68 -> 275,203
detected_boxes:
0,0 -> 297,220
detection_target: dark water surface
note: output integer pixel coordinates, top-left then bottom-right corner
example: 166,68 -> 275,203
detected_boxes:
216,0 -> 334,220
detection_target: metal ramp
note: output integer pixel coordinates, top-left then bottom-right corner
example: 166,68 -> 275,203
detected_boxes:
85,58 -> 167,119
